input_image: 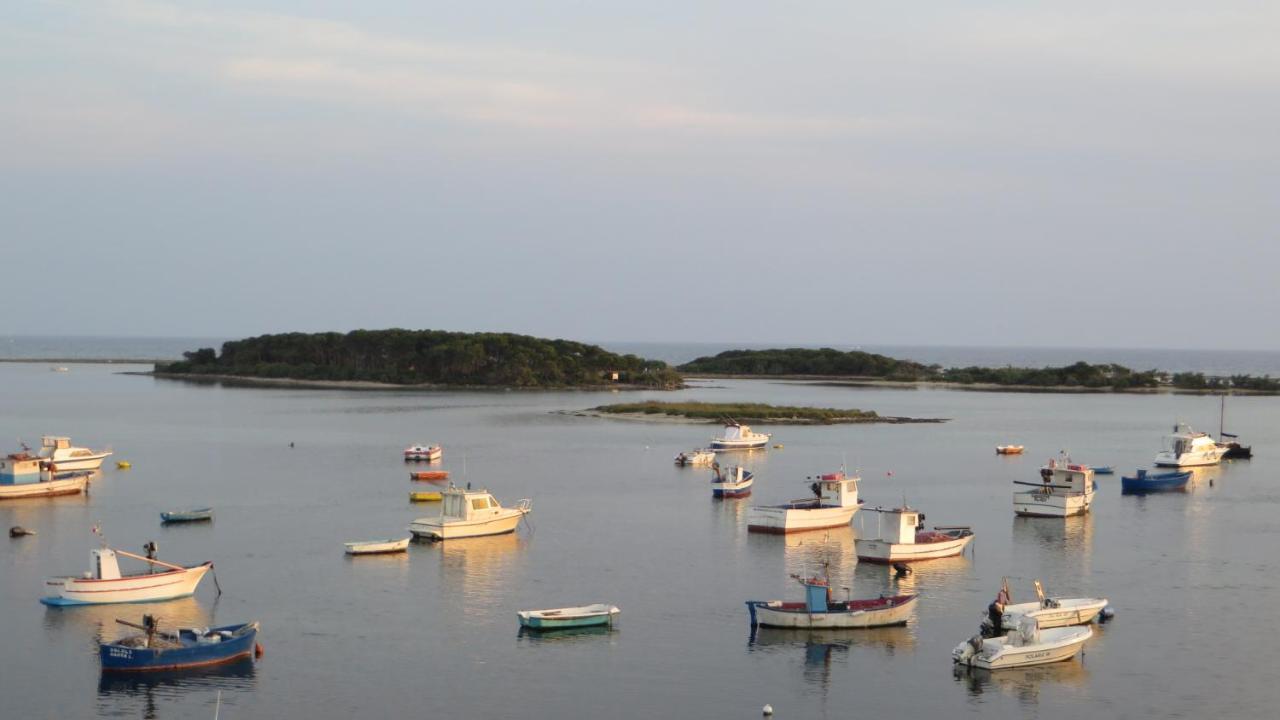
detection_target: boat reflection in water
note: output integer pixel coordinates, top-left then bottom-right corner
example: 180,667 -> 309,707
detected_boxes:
44,595 -> 211,645
436,533 -> 526,621
97,656 -> 256,719
1010,513 -> 1094,577
749,625 -> 916,692
954,654 -> 1091,704
779,528 -> 857,587
517,624 -> 617,645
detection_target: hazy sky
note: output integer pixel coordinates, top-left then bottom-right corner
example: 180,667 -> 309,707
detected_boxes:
3,1 -> 1277,348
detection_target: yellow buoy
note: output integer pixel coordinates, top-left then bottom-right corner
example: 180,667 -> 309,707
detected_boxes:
116,461 -> 132,469
773,444 -> 784,449
409,491 -> 442,502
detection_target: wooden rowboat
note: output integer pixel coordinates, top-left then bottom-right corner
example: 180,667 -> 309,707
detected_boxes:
160,508 -> 214,523
344,537 -> 410,555
409,491 -> 442,502
410,471 -> 450,481
518,604 -> 620,630
996,445 -> 1025,455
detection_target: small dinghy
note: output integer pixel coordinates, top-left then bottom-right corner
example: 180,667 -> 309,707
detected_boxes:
409,491 -> 442,502
954,616 -> 1091,670
1091,466 -> 1114,475
711,463 -> 754,498
410,470 -> 450,481
1122,468 -> 1192,493
996,445 -> 1024,455
160,508 -> 214,523
517,604 -> 620,630
100,616 -> 260,672
344,537 -> 411,555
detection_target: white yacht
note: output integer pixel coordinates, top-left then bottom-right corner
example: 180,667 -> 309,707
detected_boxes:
710,422 -> 770,451
36,436 -> 112,472
1154,423 -> 1226,467
409,484 -> 531,541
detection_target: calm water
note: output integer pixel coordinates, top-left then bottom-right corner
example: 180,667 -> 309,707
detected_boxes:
2,363 -> 1279,719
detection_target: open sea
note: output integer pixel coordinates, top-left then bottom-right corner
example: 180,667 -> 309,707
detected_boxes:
2,337 -> 1280,718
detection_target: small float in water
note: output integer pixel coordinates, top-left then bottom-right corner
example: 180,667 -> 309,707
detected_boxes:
517,604 -> 620,630
100,616 -> 260,672
116,461 -> 132,470
855,505 -> 973,563
409,491 -> 442,502
344,537 -> 410,555
711,463 -> 754,498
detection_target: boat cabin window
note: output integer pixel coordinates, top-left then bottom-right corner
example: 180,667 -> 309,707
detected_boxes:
471,497 -> 489,510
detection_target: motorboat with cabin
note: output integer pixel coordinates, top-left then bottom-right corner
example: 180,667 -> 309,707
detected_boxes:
855,505 -> 973,563
953,616 -> 1091,670
983,578 -> 1110,634
409,483 -> 531,541
404,444 -> 443,462
675,449 -> 716,466
1013,453 -> 1094,517
1,451 -> 90,499
746,558 -> 917,629
42,543 -> 213,606
710,463 -> 754,498
36,436 -> 113,472
1154,423 -> 1225,467
710,422 -> 770,451
747,471 -> 861,533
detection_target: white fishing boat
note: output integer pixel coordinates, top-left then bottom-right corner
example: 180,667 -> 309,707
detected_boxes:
746,558 -> 917,629
747,471 -> 861,533
710,464 -> 754,498
855,506 -> 973,563
409,484 -> 531,541
404,444 -> 443,462
1,452 -> 90,499
35,436 -> 113,472
1013,453 -> 1094,517
953,616 -> 1092,670
1154,423 -> 1226,467
674,449 -> 716,466
710,422 -> 770,451
344,537 -> 411,555
42,546 -> 213,606
986,578 -> 1110,633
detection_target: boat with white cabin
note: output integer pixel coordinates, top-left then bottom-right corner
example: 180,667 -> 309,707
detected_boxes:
675,449 -> 716,466
953,616 -> 1092,670
710,464 -> 754,498
747,471 -> 861,534
1155,423 -> 1225,467
1,451 -> 90,499
710,422 -> 770,451
34,436 -> 112,472
1013,453 -> 1094,517
404,444 -> 443,462
409,483 -> 531,541
855,505 -> 973,563
42,545 -> 213,606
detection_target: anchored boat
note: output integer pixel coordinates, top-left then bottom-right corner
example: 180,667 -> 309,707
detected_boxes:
995,445 -> 1024,455
747,471 -> 861,534
1013,453 -> 1094,517
409,491 -> 442,502
345,537 -> 410,555
711,463 -> 754,498
1121,468 -> 1191,493
855,506 -> 973,563
404,444 -> 443,462
409,483 -> 531,541
42,545 -> 213,606
954,616 -> 1091,670
1216,396 -> 1252,459
410,470 -> 450,481
100,616 -> 260,672
1,452 -> 89,499
746,560 -> 917,629
675,449 -> 716,466
710,422 -> 770,451
985,578 -> 1109,634
1154,423 -> 1225,467
160,508 -> 214,524
517,604 -> 620,630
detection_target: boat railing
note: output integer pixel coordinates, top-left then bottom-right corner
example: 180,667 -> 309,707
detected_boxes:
515,498 -> 533,512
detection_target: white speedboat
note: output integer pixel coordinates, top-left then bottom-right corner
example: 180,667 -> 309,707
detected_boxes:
710,422 -> 770,451
404,444 -> 442,462
1154,423 -> 1226,467
674,449 -> 716,466
36,436 -> 112,472
42,546 -> 212,606
747,471 -> 861,533
1013,453 -> 1094,517
1,452 -> 90,499
409,484 -> 531,541
855,505 -> 973,563
990,579 -> 1109,631
953,617 -> 1092,670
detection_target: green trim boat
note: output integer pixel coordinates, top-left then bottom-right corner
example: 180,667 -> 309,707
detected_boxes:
517,604 -> 620,630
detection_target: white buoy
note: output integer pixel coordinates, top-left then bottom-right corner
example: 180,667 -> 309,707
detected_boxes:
763,704 -> 774,716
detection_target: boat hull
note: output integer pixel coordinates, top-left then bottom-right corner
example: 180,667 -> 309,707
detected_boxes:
855,535 -> 973,563
955,627 -> 1091,670
0,474 -> 87,499
712,485 -> 753,498
1003,599 -> 1109,629
1013,490 -> 1092,517
746,594 -> 917,629
409,509 -> 527,541
42,563 -> 212,606
518,605 -> 619,630
45,452 -> 112,472
711,440 -> 769,450
100,622 -> 258,672
747,505 -> 858,534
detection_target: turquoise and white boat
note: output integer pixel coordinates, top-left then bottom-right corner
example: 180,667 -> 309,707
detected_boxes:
517,604 -> 620,630
160,508 -> 214,523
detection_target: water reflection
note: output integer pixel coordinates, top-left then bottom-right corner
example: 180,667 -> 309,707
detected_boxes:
1010,513 -> 1093,576
436,533 -> 526,620
857,553 -> 973,596
516,625 -> 617,645
780,528 -> 857,592
97,658 -> 257,719
954,658 -> 1090,704
749,625 -> 916,692
45,596 -> 213,648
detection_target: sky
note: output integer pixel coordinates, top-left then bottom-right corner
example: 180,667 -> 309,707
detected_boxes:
2,1 -> 1278,348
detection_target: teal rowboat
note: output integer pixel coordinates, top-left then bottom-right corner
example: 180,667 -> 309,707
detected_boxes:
160,508 -> 214,523
517,604 -> 620,630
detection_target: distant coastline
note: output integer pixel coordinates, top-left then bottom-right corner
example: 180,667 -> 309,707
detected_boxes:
144,371 -> 667,392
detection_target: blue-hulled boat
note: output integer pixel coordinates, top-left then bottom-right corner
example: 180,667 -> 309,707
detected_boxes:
1121,468 -> 1191,493
100,617 -> 259,672
1091,466 -> 1114,475
160,508 -> 214,523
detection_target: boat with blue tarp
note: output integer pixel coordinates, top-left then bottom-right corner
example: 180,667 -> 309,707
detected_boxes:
100,616 -> 260,672
1121,468 -> 1192,493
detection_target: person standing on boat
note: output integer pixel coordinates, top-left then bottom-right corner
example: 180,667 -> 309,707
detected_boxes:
986,579 -> 1012,636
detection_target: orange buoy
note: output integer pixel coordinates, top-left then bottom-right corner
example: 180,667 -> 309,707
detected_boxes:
255,642 -> 264,658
